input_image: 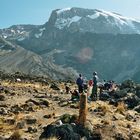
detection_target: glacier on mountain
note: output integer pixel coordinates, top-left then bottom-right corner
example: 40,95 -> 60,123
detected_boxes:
55,16 -> 81,29
54,8 -> 140,34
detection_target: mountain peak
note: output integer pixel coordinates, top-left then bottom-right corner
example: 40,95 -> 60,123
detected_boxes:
56,7 -> 72,15
49,7 -> 140,34
55,7 -> 137,21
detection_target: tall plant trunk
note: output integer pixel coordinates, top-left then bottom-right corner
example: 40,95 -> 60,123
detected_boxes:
79,93 -> 87,126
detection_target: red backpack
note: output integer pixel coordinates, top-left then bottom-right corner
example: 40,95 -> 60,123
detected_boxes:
88,80 -> 93,86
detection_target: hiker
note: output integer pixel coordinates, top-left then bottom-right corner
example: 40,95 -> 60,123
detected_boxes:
104,80 -> 113,91
90,71 -> 99,100
70,89 -> 80,101
83,77 -> 88,91
76,74 -> 84,93
108,80 -> 116,91
88,79 -> 93,97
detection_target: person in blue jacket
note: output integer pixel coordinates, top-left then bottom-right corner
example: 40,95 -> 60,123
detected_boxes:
76,74 -> 84,93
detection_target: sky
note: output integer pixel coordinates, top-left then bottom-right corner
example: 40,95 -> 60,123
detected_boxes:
0,0 -> 140,29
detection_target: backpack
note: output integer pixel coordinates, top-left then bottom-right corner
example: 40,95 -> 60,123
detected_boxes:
89,80 -> 93,86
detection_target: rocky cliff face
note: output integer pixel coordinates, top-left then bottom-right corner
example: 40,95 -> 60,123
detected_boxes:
52,7 -> 140,34
1,7 -> 140,81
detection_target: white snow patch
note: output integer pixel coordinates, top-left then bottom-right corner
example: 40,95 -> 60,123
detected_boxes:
20,31 -> 26,34
17,25 -> 24,30
35,32 -> 43,38
55,16 -> 81,29
56,8 -> 71,14
3,35 -> 7,39
99,9 -> 140,25
87,12 -> 100,19
0,45 -> 4,48
11,29 -> 15,34
68,16 -> 81,26
55,49 -> 65,53
17,37 -> 25,41
88,10 -> 127,26
100,10 -> 131,20
17,30 -> 20,33
86,10 -> 140,33
39,28 -> 46,32
55,19 -> 68,29
16,78 -> 21,82
125,20 -> 136,29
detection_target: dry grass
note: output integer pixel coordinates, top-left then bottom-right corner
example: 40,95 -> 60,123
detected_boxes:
8,130 -> 23,140
132,127 -> 140,133
0,123 -> 17,133
116,102 -> 126,114
46,137 -> 59,140
98,103 -> 111,115
101,119 -> 111,125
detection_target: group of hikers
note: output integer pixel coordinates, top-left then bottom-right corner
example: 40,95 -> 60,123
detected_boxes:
65,72 -> 116,101
76,72 -> 99,101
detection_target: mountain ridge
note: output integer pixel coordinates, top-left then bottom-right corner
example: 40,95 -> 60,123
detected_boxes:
48,7 -> 140,34
1,7 -> 140,82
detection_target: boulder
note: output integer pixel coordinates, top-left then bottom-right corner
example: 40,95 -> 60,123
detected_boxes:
44,114 -> 52,119
39,124 -> 80,140
0,107 -> 7,115
39,99 -> 51,107
59,101 -> 69,107
114,132 -> 129,140
125,113 -> 134,121
124,95 -> 140,109
121,79 -> 135,89
109,99 -> 118,106
25,116 -> 37,124
0,86 -> 4,92
50,83 -> 60,90
25,98 -> 51,107
27,126 -> 38,133
92,132 -> 102,140
129,135 -> 140,140
136,85 -> 140,98
16,121 -> 25,129
26,99 -> 40,106
40,113 -> 95,140
0,103 -> 8,107
10,105 -> 22,114
110,89 -> 127,99
60,114 -> 72,123
0,95 -> 5,101
134,105 -> 140,113
99,92 -> 110,101
5,118 -> 16,125
20,103 -> 34,112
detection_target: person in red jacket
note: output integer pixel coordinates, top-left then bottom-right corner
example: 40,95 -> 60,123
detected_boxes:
88,79 -> 93,97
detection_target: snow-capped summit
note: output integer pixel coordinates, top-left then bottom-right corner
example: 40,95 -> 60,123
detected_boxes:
49,7 -> 140,34
56,7 -> 72,14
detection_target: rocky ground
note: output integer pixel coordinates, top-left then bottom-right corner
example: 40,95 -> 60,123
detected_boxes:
0,74 -> 140,140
